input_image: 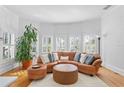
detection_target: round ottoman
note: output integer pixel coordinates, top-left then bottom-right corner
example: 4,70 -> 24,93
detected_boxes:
27,64 -> 47,80
53,64 -> 78,85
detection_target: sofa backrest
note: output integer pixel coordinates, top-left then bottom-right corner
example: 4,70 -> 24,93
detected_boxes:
56,52 -> 76,61
93,54 -> 101,60
53,51 -> 101,62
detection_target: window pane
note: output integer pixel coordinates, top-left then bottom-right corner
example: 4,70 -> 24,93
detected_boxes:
32,42 -> 36,52
10,34 -> 15,45
42,36 -> 52,53
9,46 -> 15,59
3,33 -> 9,44
83,35 -> 97,53
69,36 -> 80,52
3,46 -> 9,59
56,37 -> 66,51
3,33 -> 15,59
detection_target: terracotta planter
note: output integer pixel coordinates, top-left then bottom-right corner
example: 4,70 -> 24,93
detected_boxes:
22,60 -> 32,69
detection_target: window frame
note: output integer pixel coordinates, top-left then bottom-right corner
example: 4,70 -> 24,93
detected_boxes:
3,32 -> 15,59
41,35 -> 53,53
83,34 -> 98,53
69,35 -> 81,52
55,33 -> 67,51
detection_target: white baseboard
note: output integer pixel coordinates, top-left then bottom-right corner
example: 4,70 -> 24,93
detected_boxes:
103,64 -> 124,76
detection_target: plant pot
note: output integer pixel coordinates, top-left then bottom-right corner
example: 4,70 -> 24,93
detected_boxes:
22,60 -> 32,69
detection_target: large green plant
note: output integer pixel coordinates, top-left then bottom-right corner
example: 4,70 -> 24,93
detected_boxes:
15,24 -> 37,62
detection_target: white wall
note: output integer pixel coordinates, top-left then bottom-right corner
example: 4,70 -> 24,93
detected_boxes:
40,18 -> 101,34
0,6 -> 19,74
101,6 -> 124,76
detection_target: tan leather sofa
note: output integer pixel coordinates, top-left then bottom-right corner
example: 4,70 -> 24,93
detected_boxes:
38,52 -> 102,76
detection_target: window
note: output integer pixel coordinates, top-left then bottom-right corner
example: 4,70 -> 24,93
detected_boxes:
3,33 -> 15,59
69,36 -> 80,52
31,41 -> 37,56
9,34 -> 15,59
56,36 -> 66,51
42,36 -> 53,53
83,35 -> 97,53
41,33 -> 98,53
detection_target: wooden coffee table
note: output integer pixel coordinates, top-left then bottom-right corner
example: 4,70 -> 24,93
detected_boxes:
53,64 -> 78,85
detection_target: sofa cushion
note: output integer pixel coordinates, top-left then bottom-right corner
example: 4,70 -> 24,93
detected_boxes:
84,54 -> 95,65
57,52 -> 63,60
66,61 -> 79,66
60,56 -> 69,61
78,63 -> 96,75
58,61 -> 78,66
67,52 -> 76,61
79,53 -> 87,63
41,54 -> 50,64
53,53 -> 59,61
57,52 -> 75,61
74,52 -> 81,62
48,53 -> 55,62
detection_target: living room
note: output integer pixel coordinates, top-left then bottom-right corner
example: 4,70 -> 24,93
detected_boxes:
0,1 -> 124,91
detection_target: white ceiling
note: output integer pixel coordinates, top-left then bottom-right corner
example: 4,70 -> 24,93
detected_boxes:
5,5 -> 106,23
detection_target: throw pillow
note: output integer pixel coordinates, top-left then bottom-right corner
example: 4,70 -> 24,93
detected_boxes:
60,56 -> 69,61
48,53 -> 55,62
41,54 -> 50,64
79,54 -> 87,63
53,53 -> 59,61
84,54 -> 95,65
74,52 -> 81,62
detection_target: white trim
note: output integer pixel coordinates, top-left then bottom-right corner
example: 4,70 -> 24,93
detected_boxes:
103,64 -> 124,76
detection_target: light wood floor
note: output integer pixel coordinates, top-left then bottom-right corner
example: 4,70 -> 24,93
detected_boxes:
1,67 -> 32,87
97,67 -> 124,87
1,67 -> 124,87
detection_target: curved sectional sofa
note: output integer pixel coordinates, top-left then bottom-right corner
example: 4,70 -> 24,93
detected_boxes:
38,52 -> 102,76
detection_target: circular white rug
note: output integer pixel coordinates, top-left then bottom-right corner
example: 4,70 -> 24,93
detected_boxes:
28,73 -> 108,87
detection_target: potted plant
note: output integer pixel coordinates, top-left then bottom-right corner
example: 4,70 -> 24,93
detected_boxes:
15,24 -> 37,69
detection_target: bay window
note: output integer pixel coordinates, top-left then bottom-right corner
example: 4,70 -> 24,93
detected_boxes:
41,33 -> 98,53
